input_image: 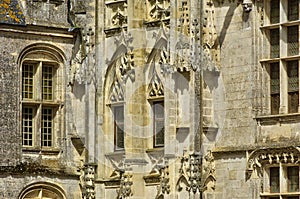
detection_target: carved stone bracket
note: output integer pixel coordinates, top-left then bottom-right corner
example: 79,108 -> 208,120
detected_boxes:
80,164 -> 96,199
176,153 -> 202,194
117,171 -> 133,199
246,147 -> 300,180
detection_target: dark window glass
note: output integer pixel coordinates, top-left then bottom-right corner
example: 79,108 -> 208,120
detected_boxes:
270,0 -> 280,24
288,26 -> 299,56
270,167 -> 280,193
270,29 -> 280,58
270,63 -> 280,114
153,101 -> 164,147
288,0 -> 299,21
114,106 -> 124,150
288,166 -> 299,192
288,61 -> 299,113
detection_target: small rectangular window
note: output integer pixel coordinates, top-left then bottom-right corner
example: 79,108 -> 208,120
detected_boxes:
113,106 -> 124,150
22,107 -> 34,147
42,65 -> 53,101
270,167 -> 280,193
288,61 -> 299,113
270,0 -> 280,24
288,0 -> 299,21
270,29 -> 280,58
270,63 -> 280,114
153,101 -> 164,147
22,63 -> 35,99
42,107 -> 53,147
288,26 -> 299,56
288,166 -> 299,192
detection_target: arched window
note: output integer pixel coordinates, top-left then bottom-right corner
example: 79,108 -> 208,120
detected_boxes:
19,44 -> 65,149
19,182 -> 66,199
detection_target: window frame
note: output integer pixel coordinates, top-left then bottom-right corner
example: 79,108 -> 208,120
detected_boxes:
262,0 -> 300,115
112,104 -> 125,151
262,164 -> 300,198
21,57 -> 62,151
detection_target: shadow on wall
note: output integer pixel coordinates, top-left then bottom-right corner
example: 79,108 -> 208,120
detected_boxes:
73,81 -> 85,101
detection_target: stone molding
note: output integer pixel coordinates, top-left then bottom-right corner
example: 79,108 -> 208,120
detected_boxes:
246,146 -> 300,179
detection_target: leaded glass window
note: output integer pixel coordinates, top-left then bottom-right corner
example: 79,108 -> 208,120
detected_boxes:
288,0 -> 299,21
270,0 -> 280,24
270,29 -> 280,58
270,63 -> 280,114
288,26 -> 299,56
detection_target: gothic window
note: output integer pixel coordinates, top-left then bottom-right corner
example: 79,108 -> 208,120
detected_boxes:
152,101 -> 164,147
113,105 -> 125,150
20,44 -> 64,150
262,0 -> 300,114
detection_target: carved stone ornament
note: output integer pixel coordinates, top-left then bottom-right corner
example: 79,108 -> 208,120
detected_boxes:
108,29 -> 134,102
148,0 -> 170,21
246,147 -> 300,180
106,1 -> 128,28
176,153 -> 202,194
190,19 -> 201,71
155,166 -> 170,199
202,151 -> 216,192
202,0 -> 220,71
80,164 -> 96,199
117,172 -> 133,199
69,27 -> 95,85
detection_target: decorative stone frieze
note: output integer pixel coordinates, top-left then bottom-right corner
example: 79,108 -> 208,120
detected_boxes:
176,153 -> 202,194
80,164 -> 96,199
246,147 -> 300,179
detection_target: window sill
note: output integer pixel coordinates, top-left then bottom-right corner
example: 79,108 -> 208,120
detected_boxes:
260,55 -> 300,63
104,26 -> 127,37
255,113 -> 300,125
22,147 -> 60,155
260,20 -> 300,29
261,192 -> 300,197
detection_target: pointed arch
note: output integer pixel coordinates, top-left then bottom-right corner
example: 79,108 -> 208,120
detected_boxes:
146,35 -> 169,98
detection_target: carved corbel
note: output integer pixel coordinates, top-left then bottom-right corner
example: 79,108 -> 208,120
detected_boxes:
80,164 -> 96,199
242,0 -> 252,12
